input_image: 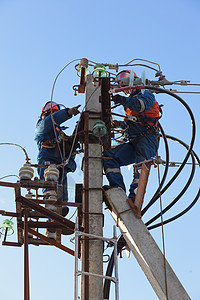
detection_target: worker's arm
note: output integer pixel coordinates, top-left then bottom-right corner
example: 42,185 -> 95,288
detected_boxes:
113,90 -> 156,112
35,108 -> 72,135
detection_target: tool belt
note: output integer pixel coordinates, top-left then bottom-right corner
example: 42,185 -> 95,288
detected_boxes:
41,139 -> 59,157
41,132 -> 79,158
130,126 -> 157,147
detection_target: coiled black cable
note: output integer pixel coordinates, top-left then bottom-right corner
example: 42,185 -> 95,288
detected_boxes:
146,135 -> 196,226
103,235 -> 126,300
142,86 -> 196,214
147,136 -> 200,230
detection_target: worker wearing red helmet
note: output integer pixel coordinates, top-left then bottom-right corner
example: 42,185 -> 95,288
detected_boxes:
103,70 -> 161,211
35,101 -> 81,219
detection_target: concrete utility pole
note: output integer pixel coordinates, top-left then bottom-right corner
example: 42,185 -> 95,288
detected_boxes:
105,187 -> 191,300
81,74 -> 104,300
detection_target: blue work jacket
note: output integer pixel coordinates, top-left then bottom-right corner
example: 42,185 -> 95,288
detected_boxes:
119,90 -> 159,139
35,108 -> 76,172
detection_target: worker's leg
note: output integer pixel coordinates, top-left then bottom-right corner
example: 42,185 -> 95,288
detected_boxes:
128,169 -> 140,200
128,134 -> 158,200
103,143 -> 136,193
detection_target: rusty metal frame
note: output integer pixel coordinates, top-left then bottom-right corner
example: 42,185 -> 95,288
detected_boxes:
0,179 -> 82,300
28,229 -> 75,255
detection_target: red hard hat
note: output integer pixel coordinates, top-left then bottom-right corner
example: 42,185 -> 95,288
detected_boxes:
41,101 -> 60,118
116,70 -> 137,81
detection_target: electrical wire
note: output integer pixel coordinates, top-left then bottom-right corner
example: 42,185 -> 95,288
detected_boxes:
110,84 -> 197,224
64,84 -> 100,166
147,136 -> 200,230
46,58 -> 82,186
50,58 -> 81,101
0,175 -> 20,180
49,66 -> 100,191
142,86 -> 196,214
0,142 -> 30,163
148,187 -> 200,230
48,58 -> 99,165
170,91 -> 200,94
145,136 -> 196,226
49,58 -> 82,165
122,58 -> 161,71
103,235 -> 126,299
120,63 -> 159,72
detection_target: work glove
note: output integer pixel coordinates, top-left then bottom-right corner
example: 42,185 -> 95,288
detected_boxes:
112,94 -> 126,105
111,120 -> 121,129
68,105 -> 81,116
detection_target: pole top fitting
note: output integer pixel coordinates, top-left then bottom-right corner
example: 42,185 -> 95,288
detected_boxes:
79,58 -> 88,69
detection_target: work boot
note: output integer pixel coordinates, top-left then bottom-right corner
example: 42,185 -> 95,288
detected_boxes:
103,185 -> 113,191
127,195 -> 141,218
128,194 -> 136,204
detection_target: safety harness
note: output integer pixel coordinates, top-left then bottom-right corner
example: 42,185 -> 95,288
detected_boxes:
124,102 -> 163,146
41,127 -> 79,159
40,126 -> 61,157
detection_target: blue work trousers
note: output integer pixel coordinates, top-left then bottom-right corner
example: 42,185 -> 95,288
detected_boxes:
103,134 -> 158,199
38,159 -> 68,202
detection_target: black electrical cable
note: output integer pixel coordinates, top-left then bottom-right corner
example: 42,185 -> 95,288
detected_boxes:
142,86 -> 196,214
103,252 -> 114,300
148,188 -> 200,230
145,136 -> 196,226
103,235 -> 126,299
147,136 -> 200,230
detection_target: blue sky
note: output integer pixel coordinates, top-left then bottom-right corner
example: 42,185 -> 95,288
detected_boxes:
0,0 -> 200,299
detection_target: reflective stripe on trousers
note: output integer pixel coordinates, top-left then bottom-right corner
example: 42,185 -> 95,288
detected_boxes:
103,134 -> 158,198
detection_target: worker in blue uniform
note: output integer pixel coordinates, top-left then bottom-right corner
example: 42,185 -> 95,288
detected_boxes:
103,70 -> 161,207
35,101 -> 81,217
